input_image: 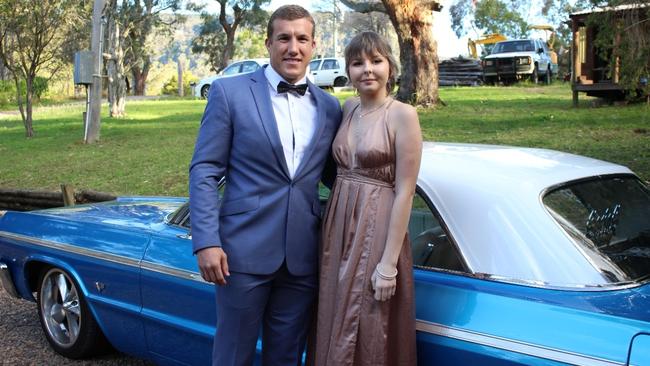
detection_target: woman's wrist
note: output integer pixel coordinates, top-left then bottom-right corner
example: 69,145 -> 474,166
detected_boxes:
375,262 -> 398,280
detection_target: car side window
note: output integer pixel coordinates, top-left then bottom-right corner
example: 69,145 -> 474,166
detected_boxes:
322,59 -> 338,70
222,63 -> 241,75
309,60 -> 321,72
409,191 -> 466,272
241,62 -> 259,73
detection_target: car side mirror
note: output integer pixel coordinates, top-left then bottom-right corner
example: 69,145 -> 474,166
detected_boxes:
538,48 -> 544,54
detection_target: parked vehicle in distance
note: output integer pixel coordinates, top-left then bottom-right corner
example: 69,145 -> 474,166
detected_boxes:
1,143 -> 650,366
194,58 -> 269,98
482,39 -> 558,84
308,57 -> 347,88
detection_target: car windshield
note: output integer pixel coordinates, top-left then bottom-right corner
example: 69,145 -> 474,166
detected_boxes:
492,41 -> 535,54
309,60 -> 321,71
543,176 -> 650,283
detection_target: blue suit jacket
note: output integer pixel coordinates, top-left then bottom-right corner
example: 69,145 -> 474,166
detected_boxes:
189,68 -> 342,276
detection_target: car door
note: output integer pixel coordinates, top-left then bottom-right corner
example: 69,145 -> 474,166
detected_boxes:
316,59 -> 342,87
309,59 -> 323,85
139,213 -> 215,366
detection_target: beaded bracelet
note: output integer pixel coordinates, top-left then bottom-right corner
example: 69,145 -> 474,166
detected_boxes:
375,265 -> 398,280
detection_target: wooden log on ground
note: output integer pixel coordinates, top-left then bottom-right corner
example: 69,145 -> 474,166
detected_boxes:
77,190 -> 116,203
0,189 -> 62,200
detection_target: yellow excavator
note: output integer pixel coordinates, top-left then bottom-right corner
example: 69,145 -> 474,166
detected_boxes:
467,33 -> 507,59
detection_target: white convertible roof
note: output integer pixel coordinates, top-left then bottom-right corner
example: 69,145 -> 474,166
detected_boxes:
417,143 -> 633,288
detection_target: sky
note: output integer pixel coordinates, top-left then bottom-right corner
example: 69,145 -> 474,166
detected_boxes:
265,0 -> 469,59
199,0 -> 469,59
199,0 -> 562,59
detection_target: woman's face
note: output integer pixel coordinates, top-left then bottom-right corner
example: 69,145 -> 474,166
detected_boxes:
348,51 -> 390,97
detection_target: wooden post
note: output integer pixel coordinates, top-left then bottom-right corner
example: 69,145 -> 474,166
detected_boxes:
85,0 -> 107,144
571,19 -> 580,107
572,21 -> 581,84
61,184 -> 76,206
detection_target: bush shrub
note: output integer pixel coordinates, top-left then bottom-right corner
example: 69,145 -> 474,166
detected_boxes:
0,77 -> 49,107
161,72 -> 199,96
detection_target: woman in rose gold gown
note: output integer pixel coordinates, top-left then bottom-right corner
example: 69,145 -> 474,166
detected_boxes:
311,32 -> 422,366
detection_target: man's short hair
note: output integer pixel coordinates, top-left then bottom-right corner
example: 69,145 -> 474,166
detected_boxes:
267,5 -> 315,39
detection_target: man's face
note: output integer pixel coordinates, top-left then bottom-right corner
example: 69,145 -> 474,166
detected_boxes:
265,18 -> 315,84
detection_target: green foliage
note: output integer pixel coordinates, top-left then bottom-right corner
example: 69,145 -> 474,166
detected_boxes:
586,1 -> 650,98
190,13 -> 226,73
450,0 -> 530,39
160,72 -> 199,96
0,79 -> 15,107
0,77 -> 49,106
29,77 -> 49,99
189,0 -> 270,72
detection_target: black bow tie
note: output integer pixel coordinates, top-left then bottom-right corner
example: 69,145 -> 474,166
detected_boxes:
277,81 -> 308,96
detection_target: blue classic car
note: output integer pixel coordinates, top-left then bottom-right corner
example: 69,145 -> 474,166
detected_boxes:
1,143 -> 649,365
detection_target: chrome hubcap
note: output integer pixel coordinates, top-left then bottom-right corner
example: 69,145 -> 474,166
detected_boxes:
40,269 -> 81,347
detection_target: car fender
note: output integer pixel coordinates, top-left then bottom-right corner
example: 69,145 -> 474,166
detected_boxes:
23,254 -> 92,301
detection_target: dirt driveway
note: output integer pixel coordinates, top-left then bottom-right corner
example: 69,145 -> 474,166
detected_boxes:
0,288 -> 152,365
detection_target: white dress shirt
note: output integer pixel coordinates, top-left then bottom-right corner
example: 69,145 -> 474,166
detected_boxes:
264,65 -> 318,178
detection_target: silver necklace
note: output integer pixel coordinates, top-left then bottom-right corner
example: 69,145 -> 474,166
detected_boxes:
351,97 -> 391,145
356,97 -> 391,119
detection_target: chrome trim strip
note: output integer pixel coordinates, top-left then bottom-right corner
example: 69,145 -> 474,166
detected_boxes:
415,320 -> 624,366
0,231 -> 141,268
140,260 -> 208,284
0,262 -> 20,299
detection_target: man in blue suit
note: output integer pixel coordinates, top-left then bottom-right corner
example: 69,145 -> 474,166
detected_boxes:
189,5 -> 342,366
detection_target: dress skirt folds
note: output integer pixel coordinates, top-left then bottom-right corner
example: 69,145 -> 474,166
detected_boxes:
311,98 -> 417,366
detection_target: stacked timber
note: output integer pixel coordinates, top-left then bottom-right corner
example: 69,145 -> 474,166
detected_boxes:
439,56 -> 483,86
0,189 -> 116,211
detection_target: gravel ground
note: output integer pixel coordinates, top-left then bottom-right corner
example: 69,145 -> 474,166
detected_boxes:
0,287 -> 153,365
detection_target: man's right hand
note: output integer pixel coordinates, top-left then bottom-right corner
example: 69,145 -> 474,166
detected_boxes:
197,247 -> 230,285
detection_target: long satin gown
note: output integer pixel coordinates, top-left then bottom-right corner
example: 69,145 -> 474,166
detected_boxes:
312,98 -> 417,366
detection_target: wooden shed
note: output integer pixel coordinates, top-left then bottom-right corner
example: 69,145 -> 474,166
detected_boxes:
569,4 -> 649,106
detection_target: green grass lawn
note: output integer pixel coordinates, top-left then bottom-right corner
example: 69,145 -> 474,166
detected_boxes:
0,83 -> 648,196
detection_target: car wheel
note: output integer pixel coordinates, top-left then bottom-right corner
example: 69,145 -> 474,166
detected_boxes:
544,67 -> 552,85
37,267 -> 109,359
530,66 -> 539,84
333,76 -> 348,87
201,85 -> 210,99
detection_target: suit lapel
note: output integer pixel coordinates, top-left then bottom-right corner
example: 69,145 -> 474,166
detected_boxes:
249,70 -> 291,179
294,81 -> 328,180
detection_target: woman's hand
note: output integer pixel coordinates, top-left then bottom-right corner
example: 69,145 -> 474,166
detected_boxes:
371,263 -> 397,301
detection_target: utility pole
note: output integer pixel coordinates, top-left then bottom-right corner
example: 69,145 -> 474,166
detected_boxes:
85,0 -> 106,144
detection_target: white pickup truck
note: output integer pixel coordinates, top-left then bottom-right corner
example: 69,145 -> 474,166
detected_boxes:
482,39 -> 558,84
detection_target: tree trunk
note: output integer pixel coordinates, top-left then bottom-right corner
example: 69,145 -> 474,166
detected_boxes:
340,0 -> 441,107
24,76 -> 34,138
382,0 -> 439,106
132,60 -> 149,96
11,75 -> 29,136
219,31 -> 236,71
106,12 -> 127,118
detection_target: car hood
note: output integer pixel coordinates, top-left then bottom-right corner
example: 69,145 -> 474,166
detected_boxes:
0,197 -> 186,232
485,52 -> 536,59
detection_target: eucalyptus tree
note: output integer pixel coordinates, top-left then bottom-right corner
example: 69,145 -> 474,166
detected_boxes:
104,0 -> 183,117
0,0 -> 86,137
340,0 -> 443,107
190,0 -> 270,73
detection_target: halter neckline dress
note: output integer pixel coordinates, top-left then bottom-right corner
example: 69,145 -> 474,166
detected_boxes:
312,97 -> 417,366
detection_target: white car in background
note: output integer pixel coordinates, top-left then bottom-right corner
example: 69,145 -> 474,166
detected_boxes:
309,57 -> 348,88
194,58 -> 270,98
